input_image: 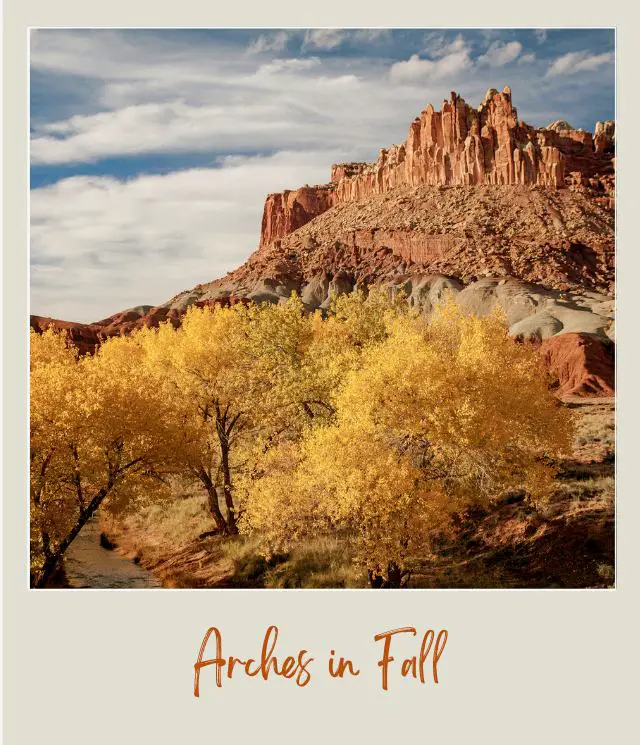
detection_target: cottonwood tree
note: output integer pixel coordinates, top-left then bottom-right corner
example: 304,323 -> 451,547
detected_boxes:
30,328 -> 169,587
138,306 -> 255,535
137,298 -> 322,535
239,299 -> 574,588
241,287 -> 408,450
137,293 -> 392,537
137,295 -> 360,532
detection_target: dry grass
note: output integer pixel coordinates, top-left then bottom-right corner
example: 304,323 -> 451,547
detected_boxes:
408,401 -> 614,589
221,535 -> 364,589
100,486 -> 215,567
567,397 -> 615,464
102,482 -> 364,588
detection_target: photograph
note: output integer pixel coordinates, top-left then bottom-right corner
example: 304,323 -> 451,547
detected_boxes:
29,27 -> 615,590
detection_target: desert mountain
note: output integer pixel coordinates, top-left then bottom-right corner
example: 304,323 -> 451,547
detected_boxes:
31,86 -> 615,397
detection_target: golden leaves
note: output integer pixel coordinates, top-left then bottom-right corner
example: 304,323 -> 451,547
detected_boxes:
239,295 -> 574,575
31,292 -> 575,583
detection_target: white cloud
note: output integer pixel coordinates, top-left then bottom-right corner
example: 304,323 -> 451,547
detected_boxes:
389,42 -> 472,84
31,29 -> 232,85
256,57 -> 321,76
351,29 -> 390,43
302,29 -> 347,51
477,41 -> 522,67
422,33 -> 468,59
30,151 -> 344,322
546,50 -> 614,77
30,68 -> 379,167
30,29 -> 263,116
31,30 -> 407,167
32,100 -> 309,164
533,29 -> 548,44
246,31 -> 289,55
518,53 -> 536,65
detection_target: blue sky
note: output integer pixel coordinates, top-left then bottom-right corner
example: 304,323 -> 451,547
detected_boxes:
30,28 -> 615,322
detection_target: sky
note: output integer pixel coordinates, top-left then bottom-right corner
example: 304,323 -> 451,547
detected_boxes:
30,28 -> 615,323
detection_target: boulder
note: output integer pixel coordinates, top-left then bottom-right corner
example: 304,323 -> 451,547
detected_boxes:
509,312 -> 563,342
301,275 -> 330,308
456,278 -> 543,325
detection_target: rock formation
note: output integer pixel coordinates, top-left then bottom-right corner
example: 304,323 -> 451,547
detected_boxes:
257,88 -> 614,246
539,333 -> 614,398
332,87 -> 567,198
215,183 -> 614,300
31,86 -> 615,398
594,120 -> 615,154
30,315 -> 102,356
259,185 -> 334,249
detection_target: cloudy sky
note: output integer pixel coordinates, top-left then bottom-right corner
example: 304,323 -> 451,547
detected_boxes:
30,28 -> 615,323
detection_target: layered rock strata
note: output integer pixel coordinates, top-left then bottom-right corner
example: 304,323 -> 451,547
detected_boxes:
258,88 -> 615,247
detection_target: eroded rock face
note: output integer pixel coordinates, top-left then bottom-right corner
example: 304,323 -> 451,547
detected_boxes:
333,87 -> 566,199
257,87 -> 614,252
539,333 -> 615,398
594,120 -> 615,154
259,185 -> 335,248
228,184 -> 614,302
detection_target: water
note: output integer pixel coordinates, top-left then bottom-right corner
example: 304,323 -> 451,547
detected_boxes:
63,518 -> 161,589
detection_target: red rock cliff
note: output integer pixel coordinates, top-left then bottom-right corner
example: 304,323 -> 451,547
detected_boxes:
259,185 -> 335,248
258,87 -> 614,250
332,87 -> 567,201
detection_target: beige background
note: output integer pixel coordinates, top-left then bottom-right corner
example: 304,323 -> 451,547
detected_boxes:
4,2 -> 639,742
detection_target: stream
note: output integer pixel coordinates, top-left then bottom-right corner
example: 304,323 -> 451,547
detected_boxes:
63,518 -> 161,589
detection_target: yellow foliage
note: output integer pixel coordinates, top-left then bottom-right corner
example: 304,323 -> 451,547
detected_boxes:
238,298 -> 574,585
30,327 -> 170,586
30,292 -> 575,588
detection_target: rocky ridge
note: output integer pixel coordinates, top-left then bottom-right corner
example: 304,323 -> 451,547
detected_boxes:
31,86 -> 615,397
258,87 -> 614,247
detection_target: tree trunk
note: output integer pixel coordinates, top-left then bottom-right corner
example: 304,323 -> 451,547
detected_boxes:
216,418 -> 238,535
386,562 -> 408,588
199,470 -> 229,535
368,562 -> 409,589
368,570 -> 385,588
33,487 -> 108,588
219,442 -> 238,535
